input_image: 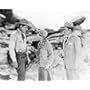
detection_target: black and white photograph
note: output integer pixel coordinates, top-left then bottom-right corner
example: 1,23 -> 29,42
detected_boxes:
0,9 -> 90,81
0,0 -> 90,83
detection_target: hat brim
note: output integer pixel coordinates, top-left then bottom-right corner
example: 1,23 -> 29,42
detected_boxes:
15,22 -> 30,27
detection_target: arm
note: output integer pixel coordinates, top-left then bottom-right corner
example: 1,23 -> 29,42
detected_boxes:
46,40 -> 54,68
27,34 -> 42,42
74,36 -> 82,60
9,33 -> 17,63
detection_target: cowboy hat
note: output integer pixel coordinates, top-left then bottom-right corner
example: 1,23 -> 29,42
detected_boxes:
64,21 -> 84,32
64,16 -> 86,29
15,18 -> 37,31
15,18 -> 31,26
70,16 -> 86,26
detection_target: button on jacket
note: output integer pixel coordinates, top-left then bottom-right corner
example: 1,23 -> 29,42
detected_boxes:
9,30 -> 27,62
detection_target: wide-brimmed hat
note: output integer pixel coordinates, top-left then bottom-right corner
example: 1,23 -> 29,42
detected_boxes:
64,16 -> 86,29
70,16 -> 86,26
15,18 -> 31,26
15,18 -> 36,30
64,21 -> 84,33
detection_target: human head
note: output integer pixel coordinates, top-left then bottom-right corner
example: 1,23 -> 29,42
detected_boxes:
15,19 -> 31,33
39,29 -> 48,38
64,27 -> 72,37
72,25 -> 83,37
64,21 -> 83,36
19,24 -> 30,33
64,22 -> 73,36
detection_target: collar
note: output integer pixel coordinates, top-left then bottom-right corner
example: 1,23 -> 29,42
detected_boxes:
17,28 -> 26,36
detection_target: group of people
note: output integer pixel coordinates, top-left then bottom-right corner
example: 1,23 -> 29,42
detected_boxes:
8,18 -> 55,81
0,10 -> 89,81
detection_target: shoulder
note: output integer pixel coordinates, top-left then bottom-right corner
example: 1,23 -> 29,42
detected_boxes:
46,39 -> 51,46
11,31 -> 17,36
69,34 -> 80,42
69,34 -> 76,40
10,31 -> 17,40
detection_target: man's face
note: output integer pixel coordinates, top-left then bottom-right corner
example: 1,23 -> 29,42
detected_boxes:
20,25 -> 29,33
64,28 -> 71,36
39,32 -> 45,39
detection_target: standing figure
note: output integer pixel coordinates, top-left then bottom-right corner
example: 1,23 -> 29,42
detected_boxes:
63,20 -> 83,80
9,19 -> 30,81
37,29 -> 54,81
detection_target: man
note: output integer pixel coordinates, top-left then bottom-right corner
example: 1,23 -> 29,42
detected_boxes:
9,19 -> 31,81
37,29 -> 54,81
63,17 -> 84,80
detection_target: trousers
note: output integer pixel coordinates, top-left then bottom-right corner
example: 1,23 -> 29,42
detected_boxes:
16,52 -> 27,81
38,67 -> 51,81
65,65 -> 79,80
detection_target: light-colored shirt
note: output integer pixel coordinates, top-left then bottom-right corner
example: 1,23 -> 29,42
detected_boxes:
39,39 -> 54,68
9,29 -> 27,62
10,30 -> 27,51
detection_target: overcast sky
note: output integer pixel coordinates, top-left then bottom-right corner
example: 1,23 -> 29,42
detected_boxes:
0,0 -> 90,30
13,10 -> 90,30
4,0 -> 88,31
0,0 -> 87,30
0,0 -> 90,88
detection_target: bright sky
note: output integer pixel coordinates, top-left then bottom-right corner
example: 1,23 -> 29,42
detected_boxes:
0,0 -> 90,89
14,10 -> 90,30
0,0 -> 90,30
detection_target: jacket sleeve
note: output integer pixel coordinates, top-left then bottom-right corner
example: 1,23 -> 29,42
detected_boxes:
9,32 -> 17,62
74,35 -> 82,61
27,34 -> 42,42
46,40 -> 54,67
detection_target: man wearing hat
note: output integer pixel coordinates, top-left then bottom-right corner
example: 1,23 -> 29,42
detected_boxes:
37,29 -> 54,81
9,19 -> 31,81
63,17 -> 84,80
